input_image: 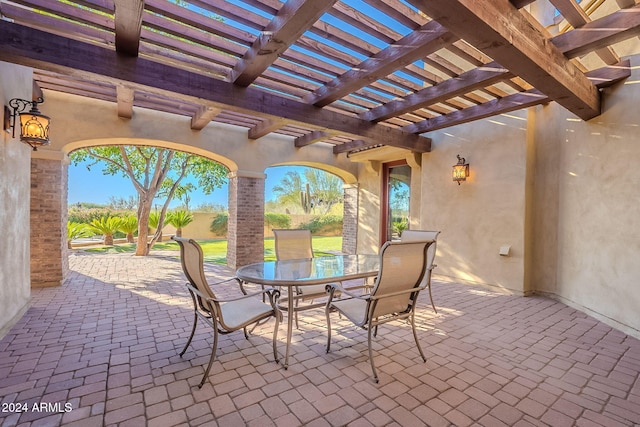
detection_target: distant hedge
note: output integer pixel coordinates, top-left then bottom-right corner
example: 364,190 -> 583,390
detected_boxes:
299,215 -> 343,234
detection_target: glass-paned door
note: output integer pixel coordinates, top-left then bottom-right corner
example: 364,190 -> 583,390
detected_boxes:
381,161 -> 411,243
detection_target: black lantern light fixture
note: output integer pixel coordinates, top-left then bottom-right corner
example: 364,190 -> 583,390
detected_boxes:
452,154 -> 469,185
4,97 -> 51,150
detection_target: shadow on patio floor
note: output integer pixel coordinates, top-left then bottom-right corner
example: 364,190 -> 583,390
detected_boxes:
1,251 -> 639,426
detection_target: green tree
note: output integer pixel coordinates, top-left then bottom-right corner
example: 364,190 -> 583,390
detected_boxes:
70,146 -> 227,256
272,170 -> 304,208
67,221 -> 93,249
118,215 -> 138,243
271,168 -> 343,214
167,210 -> 194,237
89,216 -> 123,246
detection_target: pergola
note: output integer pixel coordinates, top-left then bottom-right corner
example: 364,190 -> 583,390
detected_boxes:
1,0 -> 639,155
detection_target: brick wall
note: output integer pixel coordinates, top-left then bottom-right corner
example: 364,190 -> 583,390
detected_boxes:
342,184 -> 358,254
30,157 -> 69,286
227,175 -> 265,270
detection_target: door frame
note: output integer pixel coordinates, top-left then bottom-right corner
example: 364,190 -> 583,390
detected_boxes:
380,159 -> 409,246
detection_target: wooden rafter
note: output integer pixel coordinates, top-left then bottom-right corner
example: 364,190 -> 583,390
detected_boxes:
361,61 -> 512,122
552,4 -> 640,58
406,0 -> 601,121
191,106 -> 222,130
403,60 -> 631,135
229,0 -> 337,87
550,0 -> 620,65
116,85 -> 134,119
304,20 -> 458,107
295,131 -> 331,147
114,0 -> 143,57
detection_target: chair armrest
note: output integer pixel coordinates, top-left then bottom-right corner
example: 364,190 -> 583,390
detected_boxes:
325,283 -> 371,300
369,286 -> 426,301
186,282 -> 278,304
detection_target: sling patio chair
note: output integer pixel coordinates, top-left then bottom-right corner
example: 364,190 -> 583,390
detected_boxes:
172,236 -> 281,388
325,239 -> 435,383
400,230 -> 441,313
272,229 -> 333,329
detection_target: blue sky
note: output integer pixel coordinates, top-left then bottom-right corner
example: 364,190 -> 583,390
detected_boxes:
68,160 -> 303,208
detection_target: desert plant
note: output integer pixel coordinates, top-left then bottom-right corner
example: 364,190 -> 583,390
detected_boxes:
118,215 -> 138,243
89,216 -> 123,246
167,210 -> 194,237
67,221 -> 93,249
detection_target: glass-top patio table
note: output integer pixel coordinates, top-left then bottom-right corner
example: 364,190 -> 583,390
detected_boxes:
236,254 -> 379,369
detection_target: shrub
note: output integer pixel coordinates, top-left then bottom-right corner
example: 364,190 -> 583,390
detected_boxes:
299,215 -> 343,234
210,212 -> 229,235
67,221 -> 93,249
264,212 -> 291,230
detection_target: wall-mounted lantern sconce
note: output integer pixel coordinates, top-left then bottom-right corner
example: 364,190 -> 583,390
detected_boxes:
3,97 -> 51,150
452,154 -> 469,185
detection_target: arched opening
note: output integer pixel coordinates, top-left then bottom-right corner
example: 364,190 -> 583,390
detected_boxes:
65,140 -> 231,257
264,163 -> 358,256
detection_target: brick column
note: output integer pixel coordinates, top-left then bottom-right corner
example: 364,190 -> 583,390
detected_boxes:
227,171 -> 265,270
342,183 -> 359,254
30,154 -> 69,287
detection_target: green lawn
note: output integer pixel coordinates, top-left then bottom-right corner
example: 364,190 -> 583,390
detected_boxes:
83,236 -> 343,264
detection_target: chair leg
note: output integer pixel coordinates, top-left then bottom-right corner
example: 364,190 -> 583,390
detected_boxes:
272,310 -> 280,363
180,310 -> 198,357
325,306 -> 333,353
411,312 -> 427,363
367,324 -> 379,383
428,283 -> 437,314
198,327 -> 219,388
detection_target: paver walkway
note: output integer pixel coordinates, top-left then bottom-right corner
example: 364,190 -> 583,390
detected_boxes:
1,251 -> 639,426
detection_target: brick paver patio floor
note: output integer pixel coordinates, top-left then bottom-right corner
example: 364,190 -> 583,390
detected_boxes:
1,251 -> 639,426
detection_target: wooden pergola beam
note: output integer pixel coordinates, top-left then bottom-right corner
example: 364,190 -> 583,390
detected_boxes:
0,20 -> 430,152
403,60 -> 630,134
551,4 -> 640,58
294,131 -> 331,147
116,85 -> 134,119
191,106 -> 222,130
550,0 -> 619,65
229,0 -> 337,86
406,0 -> 601,121
247,118 -> 289,140
361,61 -> 511,122
304,20 -> 458,107
114,0 -> 143,57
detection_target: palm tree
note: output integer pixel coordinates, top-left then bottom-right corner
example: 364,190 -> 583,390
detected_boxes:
148,211 -> 163,242
166,210 -> 194,237
67,221 -> 92,249
118,215 -> 138,243
89,216 -> 123,246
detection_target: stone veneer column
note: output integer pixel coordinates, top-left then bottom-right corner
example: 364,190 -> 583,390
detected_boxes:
227,171 -> 265,270
342,183 -> 359,254
30,153 -> 69,287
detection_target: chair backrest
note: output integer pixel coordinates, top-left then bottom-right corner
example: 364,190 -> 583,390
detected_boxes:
370,240 -> 433,318
400,230 -> 440,271
273,229 -> 313,261
172,236 -> 216,301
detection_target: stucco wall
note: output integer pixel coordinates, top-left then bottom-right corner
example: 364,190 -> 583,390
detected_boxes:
0,63 -> 32,335
40,91 -> 358,183
532,54 -> 640,337
420,111 -> 529,294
